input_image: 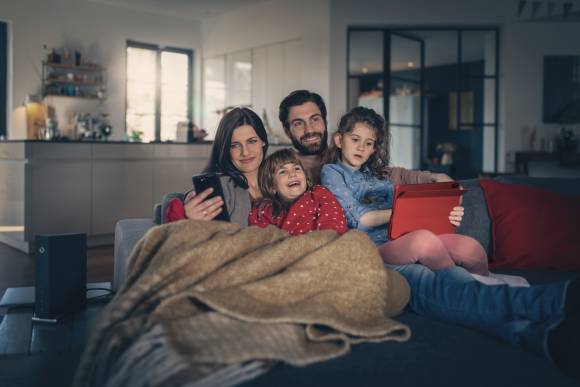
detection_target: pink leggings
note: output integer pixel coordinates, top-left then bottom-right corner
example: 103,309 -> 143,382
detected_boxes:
378,230 -> 489,275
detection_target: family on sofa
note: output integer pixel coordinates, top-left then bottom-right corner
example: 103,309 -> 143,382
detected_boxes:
76,90 -> 580,386
164,89 -> 580,378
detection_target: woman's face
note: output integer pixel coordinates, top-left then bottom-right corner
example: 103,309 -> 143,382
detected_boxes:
229,124 -> 265,175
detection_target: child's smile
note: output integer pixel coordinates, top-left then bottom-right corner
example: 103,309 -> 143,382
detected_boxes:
274,162 -> 307,202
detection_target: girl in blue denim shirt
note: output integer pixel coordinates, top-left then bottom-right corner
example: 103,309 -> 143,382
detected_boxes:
321,107 -> 488,275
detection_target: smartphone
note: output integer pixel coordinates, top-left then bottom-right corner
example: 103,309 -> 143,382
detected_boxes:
191,173 -> 230,222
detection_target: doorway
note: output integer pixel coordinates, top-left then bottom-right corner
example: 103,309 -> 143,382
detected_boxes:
348,27 -> 499,178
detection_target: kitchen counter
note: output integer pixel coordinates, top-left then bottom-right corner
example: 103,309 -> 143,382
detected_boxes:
0,139 -> 215,145
0,141 -> 289,252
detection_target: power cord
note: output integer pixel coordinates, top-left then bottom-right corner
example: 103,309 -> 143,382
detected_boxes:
86,287 -> 116,301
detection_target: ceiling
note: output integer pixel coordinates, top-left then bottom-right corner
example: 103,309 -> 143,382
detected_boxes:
87,0 -> 269,20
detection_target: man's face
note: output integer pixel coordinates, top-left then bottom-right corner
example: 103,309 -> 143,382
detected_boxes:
285,102 -> 328,156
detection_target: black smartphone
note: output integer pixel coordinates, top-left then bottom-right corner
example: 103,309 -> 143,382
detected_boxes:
191,173 -> 230,222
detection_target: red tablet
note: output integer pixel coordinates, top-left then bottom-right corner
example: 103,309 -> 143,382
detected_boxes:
387,182 -> 467,240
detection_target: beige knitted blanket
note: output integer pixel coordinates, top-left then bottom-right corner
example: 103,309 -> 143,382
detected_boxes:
74,220 -> 411,387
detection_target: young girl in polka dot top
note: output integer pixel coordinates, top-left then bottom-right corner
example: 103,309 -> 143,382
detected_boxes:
248,148 -> 347,236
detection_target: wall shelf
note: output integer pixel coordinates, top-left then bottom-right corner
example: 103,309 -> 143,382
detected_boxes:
42,61 -> 105,99
42,61 -> 103,71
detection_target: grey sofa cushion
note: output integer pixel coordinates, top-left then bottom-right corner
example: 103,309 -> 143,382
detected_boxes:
456,178 -> 492,255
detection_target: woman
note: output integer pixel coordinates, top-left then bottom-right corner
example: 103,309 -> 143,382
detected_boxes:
166,107 -> 268,226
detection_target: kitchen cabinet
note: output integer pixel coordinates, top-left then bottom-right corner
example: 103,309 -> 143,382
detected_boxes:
0,141 -> 208,252
251,39 -> 302,138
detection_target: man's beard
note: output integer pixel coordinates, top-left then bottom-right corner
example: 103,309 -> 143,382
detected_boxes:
291,131 -> 328,156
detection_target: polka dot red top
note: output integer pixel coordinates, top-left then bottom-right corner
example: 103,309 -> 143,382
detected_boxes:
248,185 -> 348,236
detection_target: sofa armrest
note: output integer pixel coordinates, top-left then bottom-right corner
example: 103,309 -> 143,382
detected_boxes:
113,218 -> 155,291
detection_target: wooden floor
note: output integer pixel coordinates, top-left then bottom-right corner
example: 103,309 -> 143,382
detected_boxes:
0,242 -> 114,307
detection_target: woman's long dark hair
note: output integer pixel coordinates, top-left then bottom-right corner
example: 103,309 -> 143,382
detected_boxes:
256,149 -> 311,218
205,107 -> 269,188
323,106 -> 390,178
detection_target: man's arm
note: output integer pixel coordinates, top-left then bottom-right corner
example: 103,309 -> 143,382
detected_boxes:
432,173 -> 453,182
385,166 -> 452,185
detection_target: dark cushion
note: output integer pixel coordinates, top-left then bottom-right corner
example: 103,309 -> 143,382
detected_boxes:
456,178 -> 492,256
481,179 -> 580,270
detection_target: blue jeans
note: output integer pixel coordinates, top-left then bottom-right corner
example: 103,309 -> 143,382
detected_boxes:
387,264 -> 568,358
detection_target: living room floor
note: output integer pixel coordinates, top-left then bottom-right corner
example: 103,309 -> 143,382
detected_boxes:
0,242 -> 113,314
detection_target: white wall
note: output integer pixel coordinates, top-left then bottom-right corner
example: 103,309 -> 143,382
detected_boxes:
502,22 -> 580,155
3,0 -> 579,174
330,0 -> 580,173
202,0 -> 331,132
0,0 -> 202,140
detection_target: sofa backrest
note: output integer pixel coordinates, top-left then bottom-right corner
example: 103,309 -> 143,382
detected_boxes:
494,176 -> 580,196
151,176 -> 580,255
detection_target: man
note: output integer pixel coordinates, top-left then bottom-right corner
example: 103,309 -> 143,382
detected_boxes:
278,89 -> 451,184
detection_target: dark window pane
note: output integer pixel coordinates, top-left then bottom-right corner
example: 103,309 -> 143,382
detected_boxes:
461,30 -> 497,77
391,34 -> 422,82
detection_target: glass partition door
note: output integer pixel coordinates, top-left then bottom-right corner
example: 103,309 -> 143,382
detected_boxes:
348,27 -> 499,177
388,33 -> 424,169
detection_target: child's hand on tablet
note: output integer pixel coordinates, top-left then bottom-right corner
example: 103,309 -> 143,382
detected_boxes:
449,206 -> 464,227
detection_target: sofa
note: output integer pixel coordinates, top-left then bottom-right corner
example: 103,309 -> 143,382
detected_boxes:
112,175 -> 580,387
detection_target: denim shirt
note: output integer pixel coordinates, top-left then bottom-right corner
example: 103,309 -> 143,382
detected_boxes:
321,162 -> 394,245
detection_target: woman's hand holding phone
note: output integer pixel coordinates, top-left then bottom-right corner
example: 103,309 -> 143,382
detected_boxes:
183,188 -> 224,220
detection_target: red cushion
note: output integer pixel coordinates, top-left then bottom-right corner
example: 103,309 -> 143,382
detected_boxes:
164,198 -> 186,223
480,179 -> 580,270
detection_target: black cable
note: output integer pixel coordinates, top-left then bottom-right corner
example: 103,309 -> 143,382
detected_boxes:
86,288 -> 116,294
86,287 -> 116,301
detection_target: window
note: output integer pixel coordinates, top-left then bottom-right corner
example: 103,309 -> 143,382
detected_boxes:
0,21 -> 7,138
126,41 -> 192,142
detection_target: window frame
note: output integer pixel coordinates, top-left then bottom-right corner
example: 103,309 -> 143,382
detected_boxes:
125,40 -> 193,142
0,21 -> 8,138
